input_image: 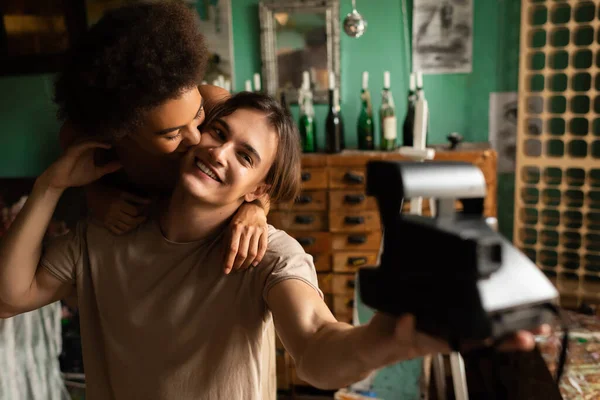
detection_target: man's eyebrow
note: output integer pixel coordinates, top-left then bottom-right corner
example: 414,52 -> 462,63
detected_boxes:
214,118 -> 229,134
242,142 -> 262,165
154,97 -> 205,135
215,118 -> 262,164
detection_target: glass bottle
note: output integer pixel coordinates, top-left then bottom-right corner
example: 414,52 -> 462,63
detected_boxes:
402,73 -> 417,147
380,71 -> 397,151
357,71 -> 374,150
298,71 -> 316,153
325,71 -> 344,153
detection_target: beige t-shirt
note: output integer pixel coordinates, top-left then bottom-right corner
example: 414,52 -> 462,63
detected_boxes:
41,219 -> 321,400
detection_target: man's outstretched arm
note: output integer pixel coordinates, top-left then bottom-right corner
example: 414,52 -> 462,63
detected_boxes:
267,279 -> 546,390
0,141 -> 121,318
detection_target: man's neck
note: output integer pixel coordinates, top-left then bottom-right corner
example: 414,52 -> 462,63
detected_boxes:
159,186 -> 242,243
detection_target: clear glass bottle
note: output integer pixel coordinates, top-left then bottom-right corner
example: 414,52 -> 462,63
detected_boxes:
380,71 -> 397,151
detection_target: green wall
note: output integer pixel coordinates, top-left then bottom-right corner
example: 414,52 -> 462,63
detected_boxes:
0,74 -> 62,177
0,0 -> 521,238
232,0 -> 521,238
232,0 -> 521,146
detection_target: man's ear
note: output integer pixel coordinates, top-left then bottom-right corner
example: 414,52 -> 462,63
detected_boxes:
244,183 -> 271,203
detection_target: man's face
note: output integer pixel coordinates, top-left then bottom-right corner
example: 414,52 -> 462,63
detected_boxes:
127,87 -> 205,156
179,108 -> 278,206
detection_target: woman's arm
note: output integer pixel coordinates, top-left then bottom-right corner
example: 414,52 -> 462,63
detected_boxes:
59,123 -> 150,234
0,181 -> 72,317
0,141 -> 121,318
199,84 -> 230,114
223,199 -> 270,274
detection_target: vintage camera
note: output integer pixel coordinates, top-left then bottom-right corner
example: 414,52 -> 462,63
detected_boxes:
358,161 -> 559,348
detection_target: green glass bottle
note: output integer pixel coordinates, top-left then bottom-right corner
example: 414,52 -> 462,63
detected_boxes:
357,71 -> 375,150
380,71 -> 397,151
298,71 -> 316,153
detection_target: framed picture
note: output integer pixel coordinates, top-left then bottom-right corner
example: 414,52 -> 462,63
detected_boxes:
0,0 -> 87,75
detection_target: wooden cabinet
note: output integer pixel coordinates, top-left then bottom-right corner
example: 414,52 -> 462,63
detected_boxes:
269,148 -> 497,392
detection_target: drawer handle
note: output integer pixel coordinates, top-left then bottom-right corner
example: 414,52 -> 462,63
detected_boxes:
346,280 -> 356,289
301,172 -> 312,182
348,257 -> 367,266
296,237 -> 316,246
347,235 -> 367,244
344,216 -> 365,225
295,195 -> 313,204
295,215 -> 314,224
346,299 -> 355,308
343,172 -> 364,184
344,194 -> 365,204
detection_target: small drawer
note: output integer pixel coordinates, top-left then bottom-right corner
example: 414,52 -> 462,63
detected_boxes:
300,168 -> 328,190
329,167 -> 366,189
312,253 -> 332,272
329,190 -> 377,211
301,153 -> 327,167
317,273 -> 333,293
332,273 -> 356,295
278,190 -> 327,211
332,232 -> 382,251
268,211 -> 327,231
289,232 -> 331,253
332,252 -> 379,273
328,152 -> 384,167
329,211 -> 381,233
333,294 -> 354,315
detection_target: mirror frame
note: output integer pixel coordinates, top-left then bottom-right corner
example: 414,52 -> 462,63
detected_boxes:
259,0 -> 340,104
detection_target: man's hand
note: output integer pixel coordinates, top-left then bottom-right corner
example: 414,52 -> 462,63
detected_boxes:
268,278 -> 551,390
40,141 -> 122,191
360,313 -> 550,367
223,201 -> 269,274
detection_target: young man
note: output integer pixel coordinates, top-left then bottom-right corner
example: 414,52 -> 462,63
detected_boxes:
0,93 -> 544,399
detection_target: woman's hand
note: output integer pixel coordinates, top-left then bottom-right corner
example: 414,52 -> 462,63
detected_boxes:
223,201 -> 269,274
87,185 -> 151,235
40,141 -> 122,191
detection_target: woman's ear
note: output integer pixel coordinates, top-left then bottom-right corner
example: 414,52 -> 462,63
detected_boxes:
244,184 -> 271,203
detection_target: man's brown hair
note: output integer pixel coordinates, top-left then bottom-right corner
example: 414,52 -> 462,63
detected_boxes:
203,92 -> 301,204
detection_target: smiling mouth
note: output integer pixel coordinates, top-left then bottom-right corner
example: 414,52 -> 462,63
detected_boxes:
195,158 -> 222,183
196,158 -> 222,183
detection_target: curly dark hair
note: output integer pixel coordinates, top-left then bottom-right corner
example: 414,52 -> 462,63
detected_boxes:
54,1 -> 208,139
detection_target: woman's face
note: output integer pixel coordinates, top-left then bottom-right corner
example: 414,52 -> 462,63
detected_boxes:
129,87 -> 205,156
